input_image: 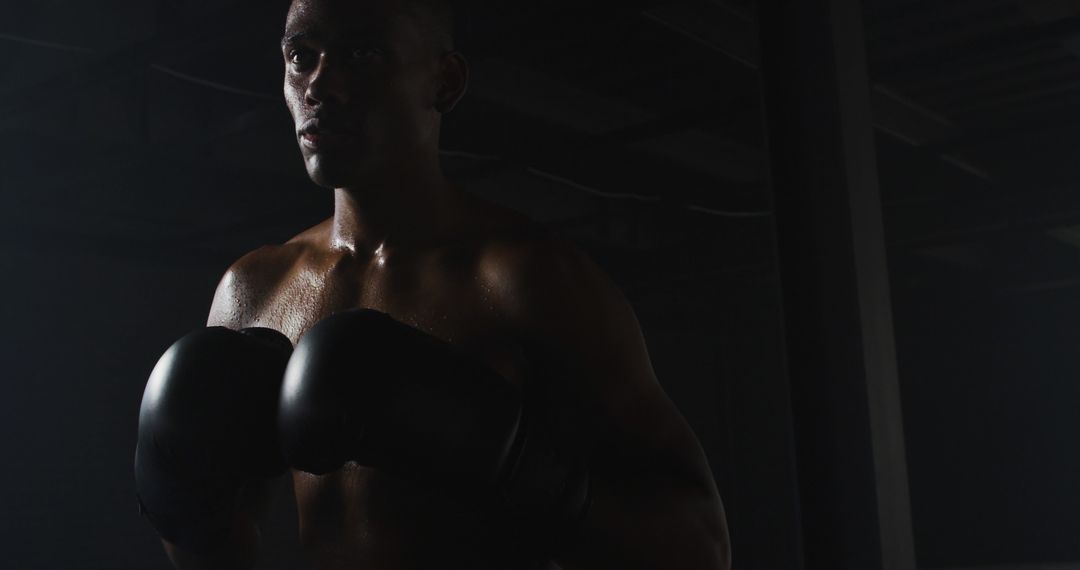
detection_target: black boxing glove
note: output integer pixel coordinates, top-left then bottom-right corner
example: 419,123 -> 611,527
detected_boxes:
278,309 -> 590,548
134,327 -> 292,555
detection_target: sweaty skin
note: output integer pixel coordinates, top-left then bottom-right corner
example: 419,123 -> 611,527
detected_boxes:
161,0 -> 731,568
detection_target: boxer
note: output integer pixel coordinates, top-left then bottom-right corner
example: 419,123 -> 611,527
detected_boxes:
135,0 -> 730,567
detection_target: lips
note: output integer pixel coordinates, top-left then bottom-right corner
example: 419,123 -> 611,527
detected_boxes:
301,131 -> 354,151
298,118 -> 357,151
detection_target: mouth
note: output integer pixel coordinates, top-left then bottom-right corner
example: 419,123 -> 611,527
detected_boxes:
298,118 -> 357,151
300,131 -> 354,151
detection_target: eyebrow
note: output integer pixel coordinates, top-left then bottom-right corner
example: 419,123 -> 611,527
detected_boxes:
281,31 -> 311,48
281,29 -> 383,48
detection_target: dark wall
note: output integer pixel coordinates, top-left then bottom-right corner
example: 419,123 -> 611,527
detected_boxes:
2,246 -> 232,568
893,268 -> 1080,566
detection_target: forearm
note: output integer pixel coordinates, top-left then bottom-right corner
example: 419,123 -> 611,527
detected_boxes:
555,478 -> 730,570
158,477 -> 283,570
161,512 -> 261,570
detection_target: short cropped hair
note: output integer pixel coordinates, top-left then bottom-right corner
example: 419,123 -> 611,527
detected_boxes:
403,0 -> 460,54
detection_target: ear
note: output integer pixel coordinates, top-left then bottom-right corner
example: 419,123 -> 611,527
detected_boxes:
434,51 -> 469,114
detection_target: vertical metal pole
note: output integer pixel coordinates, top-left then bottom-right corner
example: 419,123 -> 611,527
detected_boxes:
755,0 -> 916,568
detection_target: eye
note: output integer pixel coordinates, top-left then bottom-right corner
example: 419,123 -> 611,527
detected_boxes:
287,48 -> 315,68
351,46 -> 384,59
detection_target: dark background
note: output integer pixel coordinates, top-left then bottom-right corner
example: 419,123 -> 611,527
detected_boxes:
3,0 -> 1080,568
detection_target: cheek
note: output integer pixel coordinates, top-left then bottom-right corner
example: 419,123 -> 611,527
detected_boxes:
283,80 -> 304,116
380,74 -> 433,120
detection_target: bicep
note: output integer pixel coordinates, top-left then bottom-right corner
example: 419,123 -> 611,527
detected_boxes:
510,241 -> 720,498
512,251 -> 729,567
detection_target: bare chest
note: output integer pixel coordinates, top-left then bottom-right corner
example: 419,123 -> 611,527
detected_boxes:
249,254 -> 541,567
250,250 -> 526,377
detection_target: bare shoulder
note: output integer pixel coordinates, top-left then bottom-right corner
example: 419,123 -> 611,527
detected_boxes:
476,216 -> 727,492
475,228 -> 654,407
450,194 -> 603,291
480,224 -> 725,517
477,228 -> 629,333
206,220 -> 328,328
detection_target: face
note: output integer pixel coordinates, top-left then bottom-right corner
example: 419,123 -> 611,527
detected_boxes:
282,0 -> 448,188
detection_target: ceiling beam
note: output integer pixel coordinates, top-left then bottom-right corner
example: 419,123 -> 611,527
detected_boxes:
874,13 -> 1080,80
638,1 -> 990,180
448,93 -> 769,212
0,0 -> 280,130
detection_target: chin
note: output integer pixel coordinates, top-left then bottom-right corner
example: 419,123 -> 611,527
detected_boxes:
305,155 -> 363,189
307,169 -> 350,189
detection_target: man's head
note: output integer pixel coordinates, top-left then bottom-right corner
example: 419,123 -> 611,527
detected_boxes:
402,0 -> 456,55
282,0 -> 469,189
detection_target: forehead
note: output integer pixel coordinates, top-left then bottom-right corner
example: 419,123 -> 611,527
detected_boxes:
285,0 -> 419,42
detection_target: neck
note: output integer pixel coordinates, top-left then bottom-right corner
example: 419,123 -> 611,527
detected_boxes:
329,156 -> 463,259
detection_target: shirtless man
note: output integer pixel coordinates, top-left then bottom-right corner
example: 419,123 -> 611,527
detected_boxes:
134,0 -> 730,567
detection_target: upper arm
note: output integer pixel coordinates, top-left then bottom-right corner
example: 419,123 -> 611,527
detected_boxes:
498,240 -> 728,548
504,240 -> 712,482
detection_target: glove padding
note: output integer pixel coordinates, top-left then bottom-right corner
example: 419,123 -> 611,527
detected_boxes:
278,309 -> 590,550
134,326 -> 292,554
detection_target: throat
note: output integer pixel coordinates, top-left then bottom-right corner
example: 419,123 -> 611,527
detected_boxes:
329,186 -> 470,258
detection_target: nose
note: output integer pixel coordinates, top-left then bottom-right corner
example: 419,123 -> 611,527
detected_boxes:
305,54 -> 349,106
